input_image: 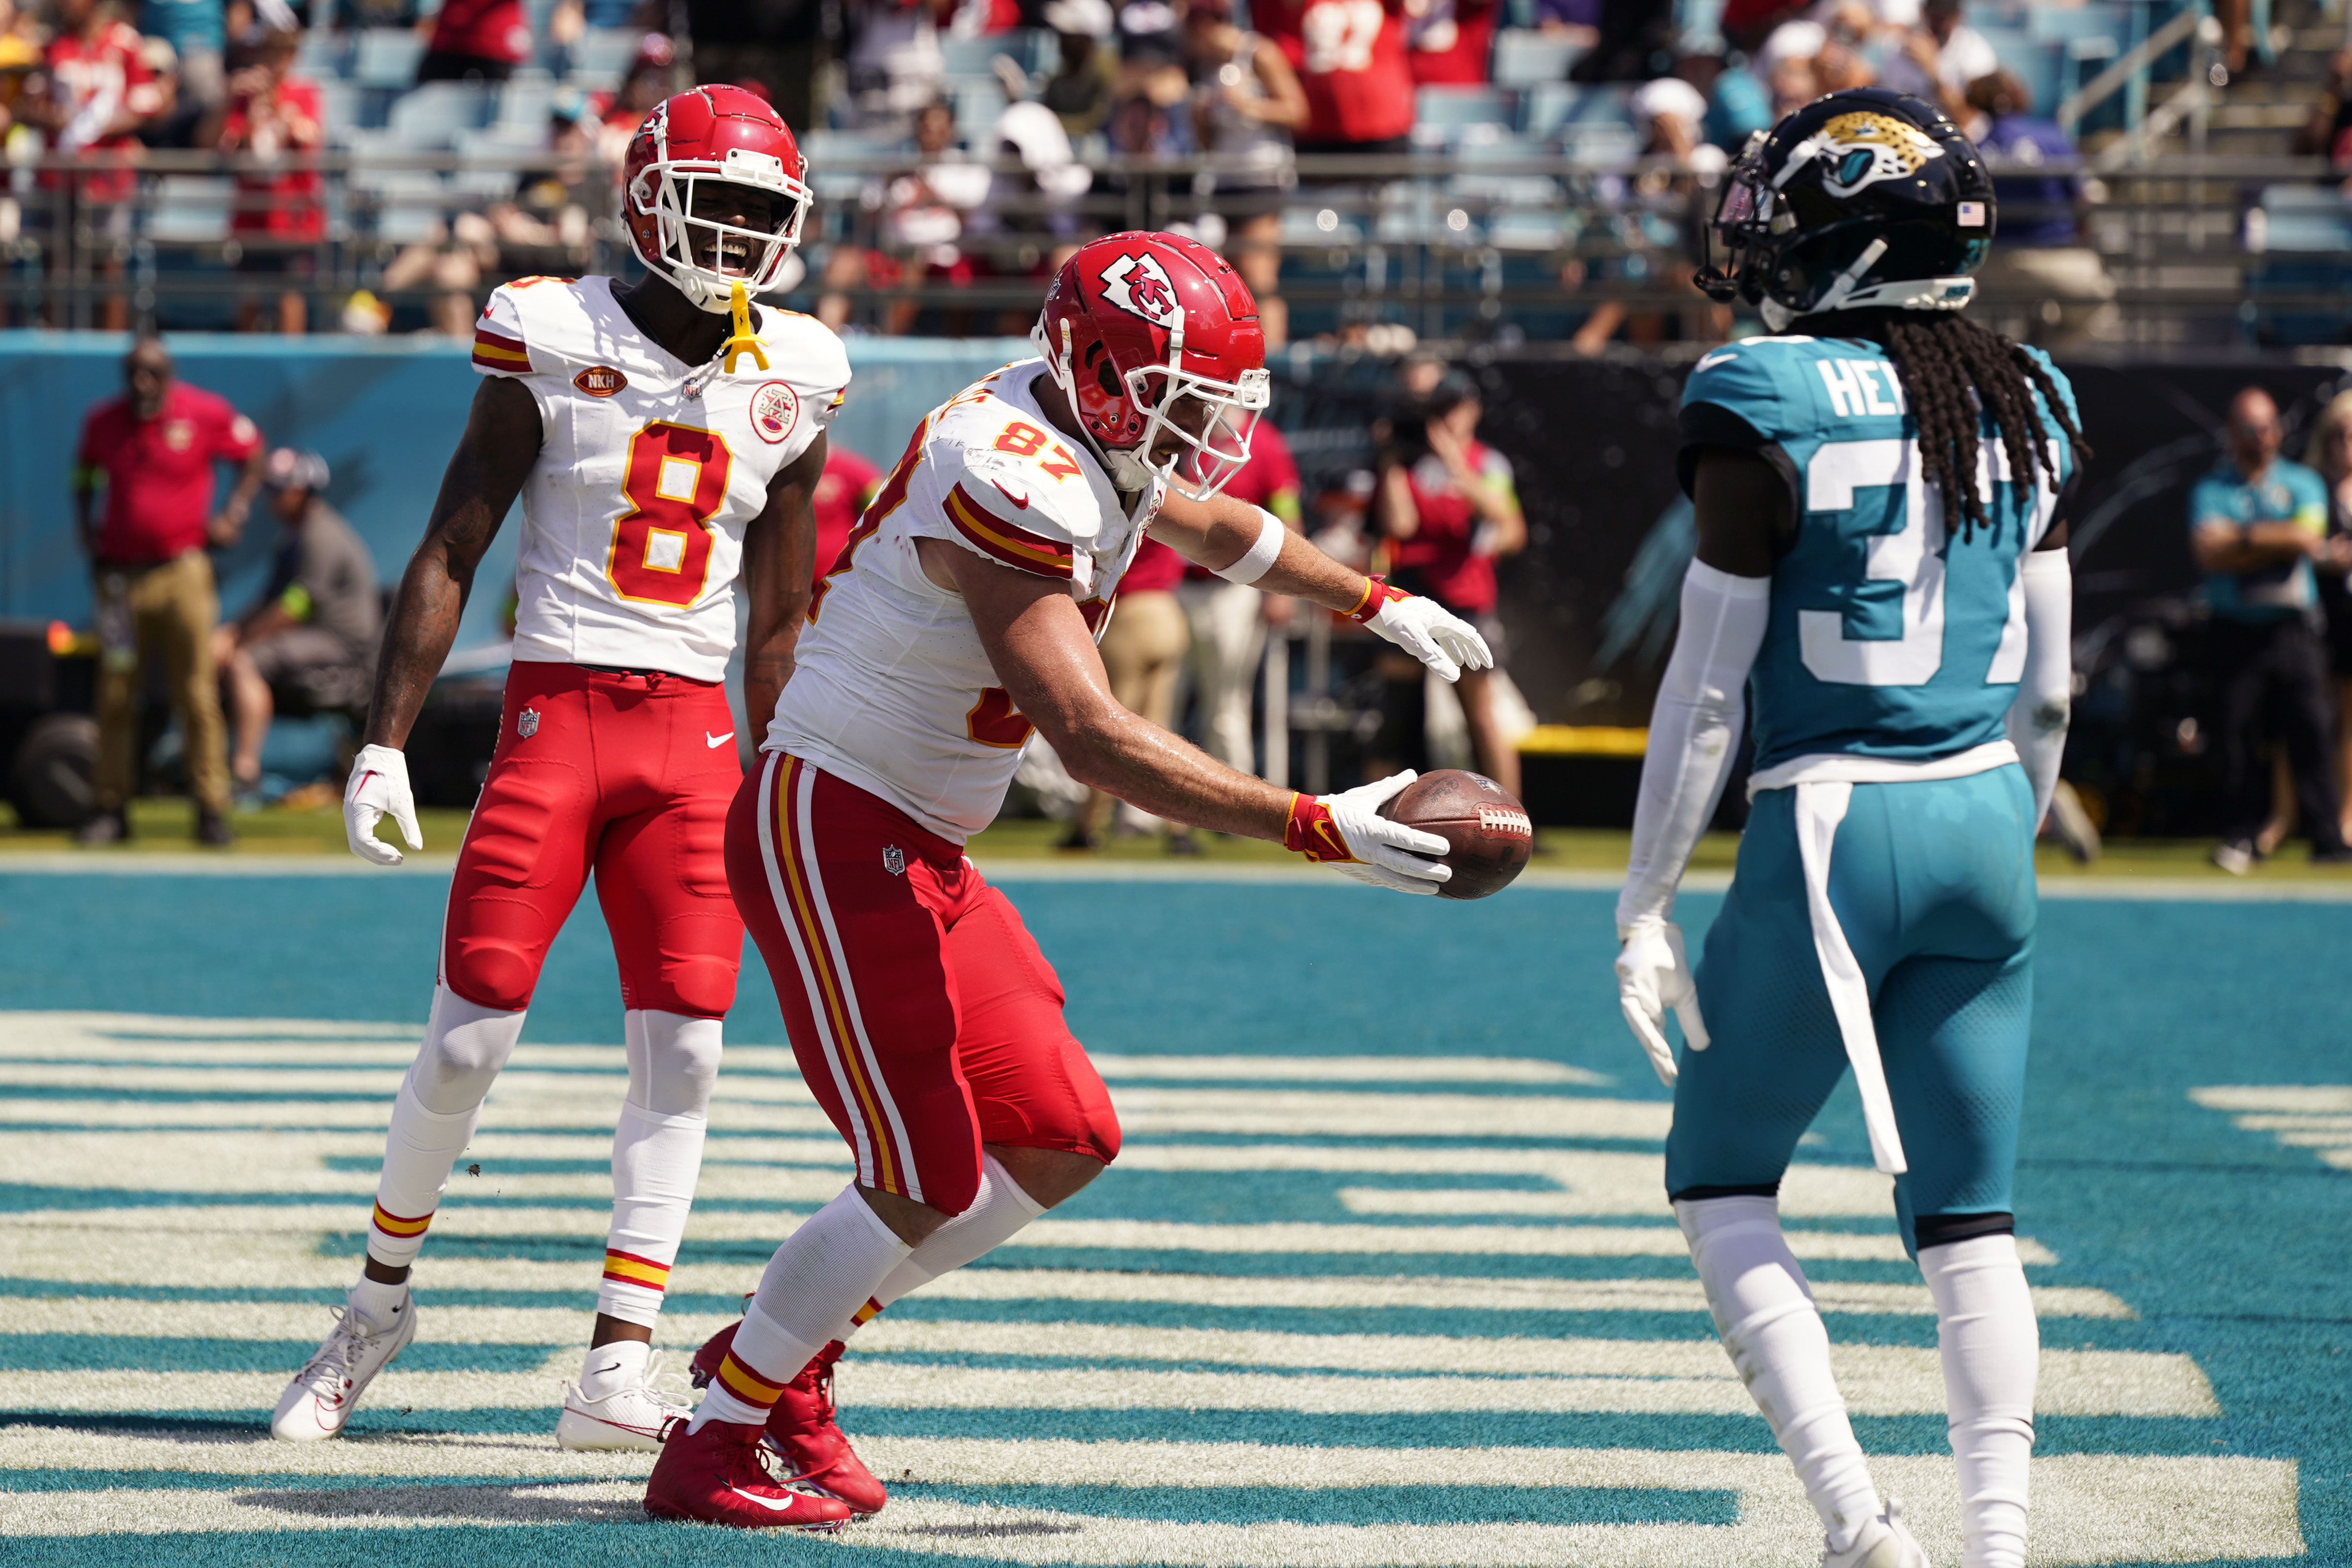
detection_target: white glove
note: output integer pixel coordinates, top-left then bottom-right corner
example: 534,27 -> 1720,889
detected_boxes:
1290,770 -> 1453,895
344,744 -> 423,866
1363,592 -> 1493,683
1615,916 -> 1709,1086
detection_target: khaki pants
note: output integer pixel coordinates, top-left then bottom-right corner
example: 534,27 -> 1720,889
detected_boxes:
1176,579 -> 1267,774
93,551 -> 231,815
1075,590 -> 1191,835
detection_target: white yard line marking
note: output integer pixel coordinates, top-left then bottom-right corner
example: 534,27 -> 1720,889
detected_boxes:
2191,1085 -> 2352,1166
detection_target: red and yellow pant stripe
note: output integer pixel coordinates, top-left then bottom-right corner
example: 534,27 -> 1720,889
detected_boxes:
371,1202 -> 433,1241
601,1249 -> 671,1294
713,1348 -> 788,1412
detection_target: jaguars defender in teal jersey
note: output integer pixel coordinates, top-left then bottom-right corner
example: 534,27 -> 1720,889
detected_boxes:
1608,91 -> 2089,1568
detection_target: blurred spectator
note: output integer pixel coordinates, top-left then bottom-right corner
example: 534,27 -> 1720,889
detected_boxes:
1965,69 -> 2116,348
0,0 -> 36,123
1039,0 -> 1116,138
1063,534 -> 1191,851
819,97 -> 988,333
1179,419 -> 1300,776
1256,0 -> 1415,160
1186,0 -> 1303,347
810,443 -> 883,588
24,0 -> 162,332
1718,0 -> 1802,54
378,210 -> 501,336
2291,48 -> 2352,179
974,98 -> 1092,328
72,337 -> 266,848
2193,387 -> 2352,873
595,34 -> 672,165
1534,0 -> 1600,48
1702,49 -> 1771,149
487,93 -> 607,269
1875,0 -> 1992,124
843,0 -> 949,128
1566,0 -> 1673,82
417,0 -> 532,83
140,0 -> 225,122
1371,371 -> 1525,797
1571,73 -> 1722,355
2213,0 -> 2251,81
686,0 -> 826,135
1117,0 -> 1183,68
1754,20 -> 1822,118
219,28 -> 321,335
2307,392 -> 2352,846
133,34 -> 185,145
213,449 -> 381,793
1404,0 -> 1500,86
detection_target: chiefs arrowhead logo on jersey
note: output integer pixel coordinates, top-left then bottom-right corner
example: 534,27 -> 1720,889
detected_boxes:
574,365 -> 628,398
751,381 -> 799,445
1097,253 -> 1179,328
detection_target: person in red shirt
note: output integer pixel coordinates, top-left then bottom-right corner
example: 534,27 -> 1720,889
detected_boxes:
23,0 -> 160,330
1179,418 -> 1301,776
418,0 -> 533,83
1372,372 -> 1525,796
1253,0 -> 1416,155
1403,0 -> 1499,84
219,28 -> 324,334
809,442 -> 883,591
72,337 -> 268,847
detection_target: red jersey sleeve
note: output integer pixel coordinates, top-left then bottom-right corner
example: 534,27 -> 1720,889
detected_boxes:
210,395 -> 264,462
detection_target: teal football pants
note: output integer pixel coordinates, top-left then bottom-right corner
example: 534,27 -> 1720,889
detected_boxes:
1664,766 -> 2038,1255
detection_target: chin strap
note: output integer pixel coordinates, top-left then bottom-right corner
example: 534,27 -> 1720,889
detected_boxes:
720,282 -> 769,375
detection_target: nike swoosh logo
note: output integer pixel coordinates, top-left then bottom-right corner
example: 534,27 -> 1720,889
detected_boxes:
706,732 -> 735,749
991,480 -> 1031,510
1695,350 -> 1739,372
727,1486 -> 808,1512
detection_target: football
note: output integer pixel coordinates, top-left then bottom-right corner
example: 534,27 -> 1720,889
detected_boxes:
1376,769 -> 1534,900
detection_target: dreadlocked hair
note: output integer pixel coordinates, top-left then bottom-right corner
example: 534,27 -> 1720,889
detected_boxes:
1877,312 -> 2092,540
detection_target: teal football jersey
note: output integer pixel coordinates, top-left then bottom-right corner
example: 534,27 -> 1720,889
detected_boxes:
1678,334 -> 2079,772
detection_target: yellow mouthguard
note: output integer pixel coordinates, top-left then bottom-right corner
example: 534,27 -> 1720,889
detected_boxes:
720,281 -> 769,375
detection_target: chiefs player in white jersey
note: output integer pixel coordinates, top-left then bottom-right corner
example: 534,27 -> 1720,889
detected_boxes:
642,231 -> 1491,1528
268,86 -> 853,1482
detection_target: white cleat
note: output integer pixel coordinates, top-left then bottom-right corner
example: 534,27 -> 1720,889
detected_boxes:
270,1290 -> 417,1442
555,1349 -> 695,1452
1825,1498 -> 1932,1568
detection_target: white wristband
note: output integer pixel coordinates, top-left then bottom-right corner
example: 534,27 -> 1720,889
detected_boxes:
1212,507 -> 1286,586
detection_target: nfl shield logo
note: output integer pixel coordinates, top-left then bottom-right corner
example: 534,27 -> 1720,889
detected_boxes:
517,708 -> 540,740
883,845 -> 905,876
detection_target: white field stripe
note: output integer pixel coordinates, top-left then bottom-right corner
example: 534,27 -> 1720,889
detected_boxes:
0,1297 -> 2181,1413
0,1437 -> 2298,1568
0,1097 -> 845,1134
0,1335 -> 2215,1418
0,1204 -> 2050,1262
2190,1085 -> 2352,1113
0,1013 -> 418,1041
1108,1090 -> 1674,1142
794,757 -> 925,1205
1087,1056 -> 1611,1087
759,752 -> 882,1189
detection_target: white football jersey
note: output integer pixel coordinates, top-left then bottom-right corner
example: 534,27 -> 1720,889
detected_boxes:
765,359 -> 1165,841
472,274 -> 851,682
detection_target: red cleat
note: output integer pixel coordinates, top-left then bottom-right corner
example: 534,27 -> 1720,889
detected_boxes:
691,1323 -> 888,1515
643,1417 -> 854,1530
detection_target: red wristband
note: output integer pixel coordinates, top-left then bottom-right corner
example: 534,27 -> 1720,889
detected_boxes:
1284,791 -> 1355,863
1343,575 -> 1409,625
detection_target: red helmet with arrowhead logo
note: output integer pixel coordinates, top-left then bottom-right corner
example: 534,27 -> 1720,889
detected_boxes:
1031,231 -> 1270,498
623,85 -> 813,314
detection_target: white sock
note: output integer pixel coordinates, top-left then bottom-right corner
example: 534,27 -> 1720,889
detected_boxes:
578,1336 -> 649,1400
598,1010 -> 721,1324
367,987 -> 525,1270
1678,1195 -> 1883,1554
1920,1232 -> 2037,1568
687,1186 -> 911,1432
837,1153 -> 1047,1340
348,1275 -> 408,1328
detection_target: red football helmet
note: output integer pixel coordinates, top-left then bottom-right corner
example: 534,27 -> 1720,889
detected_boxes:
623,86 -> 812,314
1031,231 -> 1271,499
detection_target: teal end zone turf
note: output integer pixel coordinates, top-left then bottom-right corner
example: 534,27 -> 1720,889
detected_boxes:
0,871 -> 2348,1566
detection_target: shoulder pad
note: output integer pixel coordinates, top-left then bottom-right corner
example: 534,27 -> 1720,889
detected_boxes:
752,307 -> 854,408
1680,339 -> 1792,437
472,284 -> 536,377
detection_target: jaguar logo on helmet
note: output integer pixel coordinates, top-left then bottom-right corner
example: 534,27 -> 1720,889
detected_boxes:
1814,112 -> 1943,200
1097,253 -> 1180,327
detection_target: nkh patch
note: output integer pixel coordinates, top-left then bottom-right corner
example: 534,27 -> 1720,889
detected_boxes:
517,708 -> 539,739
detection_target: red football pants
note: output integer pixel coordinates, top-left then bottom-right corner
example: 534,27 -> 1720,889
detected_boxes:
441,660 -> 744,1018
726,753 -> 1120,1216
